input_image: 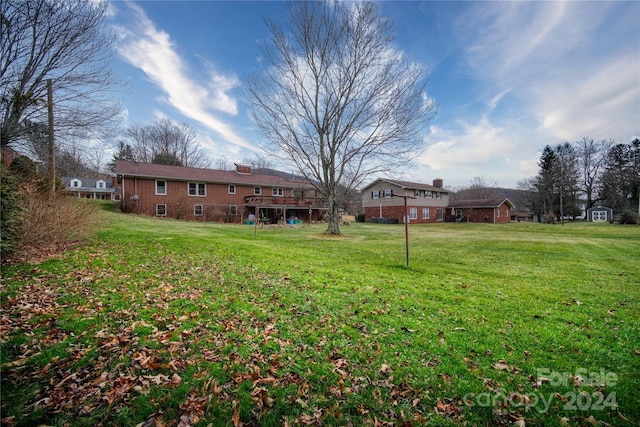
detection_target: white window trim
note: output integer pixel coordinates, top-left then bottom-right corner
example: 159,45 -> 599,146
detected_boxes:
383,189 -> 392,198
422,208 -> 429,219
188,182 -> 206,196
254,186 -> 262,195
156,180 -> 167,195
96,180 -> 106,189
372,190 -> 380,199
425,191 -> 432,198
228,184 -> 236,194
156,204 -> 167,216
194,204 -> 203,216
272,188 -> 284,196
409,207 -> 417,220
71,179 -> 81,188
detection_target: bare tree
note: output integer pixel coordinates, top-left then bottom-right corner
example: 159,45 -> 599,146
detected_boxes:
241,153 -> 274,171
246,1 -> 435,235
1,0 -> 122,148
213,156 -> 234,171
452,176 -> 502,200
123,119 -> 211,168
575,137 -> 612,211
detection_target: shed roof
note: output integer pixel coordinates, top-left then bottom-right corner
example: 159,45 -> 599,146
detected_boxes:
115,160 -> 311,188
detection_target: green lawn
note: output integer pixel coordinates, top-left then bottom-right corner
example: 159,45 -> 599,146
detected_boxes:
1,206 -> 639,426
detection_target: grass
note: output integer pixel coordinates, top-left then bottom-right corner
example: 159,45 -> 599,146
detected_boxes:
1,205 -> 639,426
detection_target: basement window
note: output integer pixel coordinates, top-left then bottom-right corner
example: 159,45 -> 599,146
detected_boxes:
156,204 -> 167,216
229,205 -> 238,215
194,204 -> 203,216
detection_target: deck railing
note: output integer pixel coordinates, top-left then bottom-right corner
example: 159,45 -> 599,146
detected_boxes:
244,195 -> 327,207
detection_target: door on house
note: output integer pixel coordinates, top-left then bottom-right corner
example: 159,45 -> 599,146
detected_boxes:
592,211 -> 607,222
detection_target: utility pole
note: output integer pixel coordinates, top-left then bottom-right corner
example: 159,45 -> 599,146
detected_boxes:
392,193 -> 416,267
47,79 -> 55,193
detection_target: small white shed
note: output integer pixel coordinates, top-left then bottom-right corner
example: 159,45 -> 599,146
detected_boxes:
586,206 -> 613,222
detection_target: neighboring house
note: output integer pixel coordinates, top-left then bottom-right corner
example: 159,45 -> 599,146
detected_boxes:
511,210 -> 533,222
115,160 -> 327,223
61,176 -> 118,200
586,205 -> 613,222
1,143 -> 43,171
361,178 -> 450,224
447,198 -> 514,224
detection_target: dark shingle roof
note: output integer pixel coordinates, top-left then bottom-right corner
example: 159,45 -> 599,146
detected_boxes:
115,161 -> 310,188
448,198 -> 514,208
364,178 -> 449,193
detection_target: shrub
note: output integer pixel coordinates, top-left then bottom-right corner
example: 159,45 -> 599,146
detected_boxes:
619,211 -> 638,225
16,183 -> 100,250
0,169 -> 23,257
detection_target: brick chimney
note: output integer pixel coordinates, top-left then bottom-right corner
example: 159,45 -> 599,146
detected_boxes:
235,163 -> 252,175
433,178 -> 443,188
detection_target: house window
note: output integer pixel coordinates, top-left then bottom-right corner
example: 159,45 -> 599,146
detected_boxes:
383,189 -> 393,198
228,184 -> 236,194
425,191 -> 432,198
229,205 -> 237,215
156,204 -> 167,216
254,187 -> 262,195
414,190 -> 420,197
156,180 -> 166,195
372,190 -> 380,199
96,180 -> 105,189
194,204 -> 203,217
497,208 -> 500,217
436,192 -> 441,199
436,208 -> 443,221
188,182 -> 206,196
272,188 -> 284,196
71,179 -> 81,188
422,208 -> 429,219
409,207 -> 417,220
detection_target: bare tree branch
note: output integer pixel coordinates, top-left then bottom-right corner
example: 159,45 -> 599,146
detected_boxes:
1,0 -> 122,148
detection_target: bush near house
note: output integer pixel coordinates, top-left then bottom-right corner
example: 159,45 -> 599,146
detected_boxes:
1,157 -> 99,260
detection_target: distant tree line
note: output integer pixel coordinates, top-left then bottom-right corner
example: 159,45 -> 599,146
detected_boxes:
519,138 -> 640,222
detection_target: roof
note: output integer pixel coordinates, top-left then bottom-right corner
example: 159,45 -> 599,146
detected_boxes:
115,160 -> 311,188
449,198 -> 514,209
62,176 -> 114,189
363,178 -> 449,193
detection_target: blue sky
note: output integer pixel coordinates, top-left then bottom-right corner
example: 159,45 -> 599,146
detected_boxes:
107,0 -> 640,189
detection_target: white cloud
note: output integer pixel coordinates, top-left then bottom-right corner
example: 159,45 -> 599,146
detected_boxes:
534,54 -> 640,142
456,1 -> 639,143
114,2 -> 255,151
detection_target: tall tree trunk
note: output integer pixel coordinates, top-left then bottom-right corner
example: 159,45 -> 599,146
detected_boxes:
325,191 -> 340,235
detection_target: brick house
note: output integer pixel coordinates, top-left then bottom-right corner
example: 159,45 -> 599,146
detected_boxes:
447,198 -> 514,223
361,178 -> 450,223
115,160 -> 327,223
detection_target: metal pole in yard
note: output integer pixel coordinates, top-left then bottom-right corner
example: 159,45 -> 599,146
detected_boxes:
392,193 -> 416,268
